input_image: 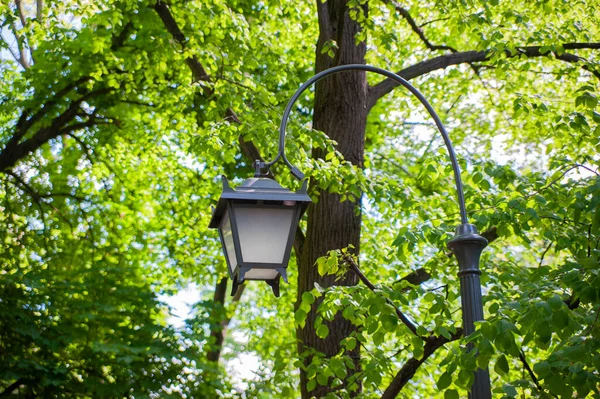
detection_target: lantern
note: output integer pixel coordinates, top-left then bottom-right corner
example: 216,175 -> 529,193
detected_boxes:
209,176 -> 311,296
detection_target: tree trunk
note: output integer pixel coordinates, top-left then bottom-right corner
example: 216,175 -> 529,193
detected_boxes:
297,1 -> 368,397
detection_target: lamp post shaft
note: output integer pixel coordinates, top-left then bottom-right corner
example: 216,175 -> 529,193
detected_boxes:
460,271 -> 492,399
449,224 -> 492,399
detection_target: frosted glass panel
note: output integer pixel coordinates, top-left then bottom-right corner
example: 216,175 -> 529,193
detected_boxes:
245,269 -> 279,280
220,210 -> 237,274
235,207 -> 294,264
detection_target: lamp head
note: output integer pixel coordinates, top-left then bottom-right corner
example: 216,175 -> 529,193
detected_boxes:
209,176 -> 311,296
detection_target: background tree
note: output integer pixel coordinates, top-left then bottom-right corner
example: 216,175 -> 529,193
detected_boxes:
1,0 -> 599,398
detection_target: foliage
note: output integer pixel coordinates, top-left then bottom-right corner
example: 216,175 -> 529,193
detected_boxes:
0,0 -> 599,398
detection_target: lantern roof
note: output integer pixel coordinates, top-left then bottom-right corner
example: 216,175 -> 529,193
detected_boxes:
209,176 -> 311,229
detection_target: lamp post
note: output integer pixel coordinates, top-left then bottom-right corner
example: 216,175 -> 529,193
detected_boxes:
210,64 -> 491,399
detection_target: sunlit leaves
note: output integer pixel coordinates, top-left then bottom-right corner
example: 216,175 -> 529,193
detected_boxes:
1,0 -> 599,397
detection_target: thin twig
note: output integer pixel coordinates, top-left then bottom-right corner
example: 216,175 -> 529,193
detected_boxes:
9,20 -> 30,69
589,305 -> 600,332
215,75 -> 255,90
588,224 -> 592,258
384,0 -> 457,53
6,170 -> 74,232
0,31 -> 25,66
65,132 -> 95,165
38,192 -> 86,201
5,171 -> 50,251
14,76 -> 92,142
342,254 -> 420,337
538,242 -> 553,267
419,16 -> 450,28
121,99 -> 156,107
427,285 -> 447,292
518,350 -> 545,394
528,164 -> 600,199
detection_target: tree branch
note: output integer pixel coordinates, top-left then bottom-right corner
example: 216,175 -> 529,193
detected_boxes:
153,1 -> 211,83
419,16 -> 450,28
111,21 -> 133,50
5,171 -> 50,249
15,0 -> 27,27
367,43 -> 600,109
527,163 -> 600,199
380,330 -> 462,399
8,76 -> 92,150
58,118 -> 111,136
538,242 -> 553,268
384,0 -> 457,53
13,0 -> 34,67
343,254 -> 420,336
9,20 -> 30,69
206,277 -> 246,362
481,226 -> 499,243
206,277 -> 228,363
0,87 -> 111,172
153,0 -> 267,172
565,295 -> 580,310
340,254 -> 464,397
397,268 -> 431,288
0,31 -> 25,66
0,379 -> 26,398
518,350 -> 544,393
36,0 -> 43,22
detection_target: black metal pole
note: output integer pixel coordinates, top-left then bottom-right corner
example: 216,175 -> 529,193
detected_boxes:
448,224 -> 492,399
270,64 -> 492,398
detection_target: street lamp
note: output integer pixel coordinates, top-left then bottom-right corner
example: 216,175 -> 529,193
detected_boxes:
208,173 -> 311,297
209,64 -> 491,399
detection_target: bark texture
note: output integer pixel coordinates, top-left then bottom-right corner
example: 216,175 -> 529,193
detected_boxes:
296,1 -> 368,397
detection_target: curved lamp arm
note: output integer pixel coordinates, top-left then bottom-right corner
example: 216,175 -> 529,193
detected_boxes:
259,64 -> 468,225
256,64 -> 491,398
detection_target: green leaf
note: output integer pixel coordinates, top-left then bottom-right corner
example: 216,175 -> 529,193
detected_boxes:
480,322 -> 497,340
477,354 -> 491,370
502,384 -> 518,397
494,355 -> 510,375
457,369 -> 473,388
551,310 -> 569,330
533,361 -> 551,379
316,257 -> 327,276
497,319 -> 517,334
295,309 -> 307,327
330,358 -> 347,379
438,326 -> 452,340
444,389 -> 459,399
302,291 -> 316,305
412,336 -> 424,358
316,324 -> 330,339
547,294 -> 563,310
345,337 -> 357,350
580,286 -> 598,304
316,372 -> 328,386
437,372 -> 452,390
416,325 -> 429,336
